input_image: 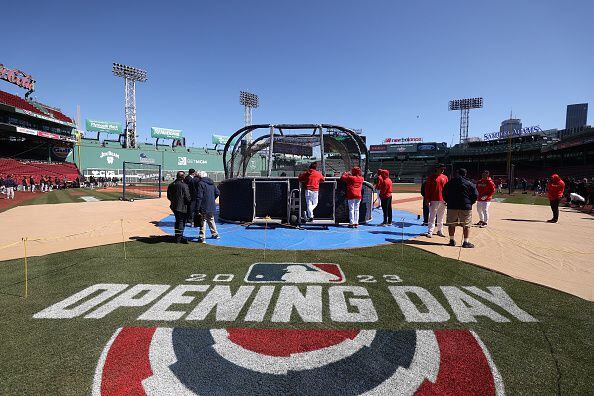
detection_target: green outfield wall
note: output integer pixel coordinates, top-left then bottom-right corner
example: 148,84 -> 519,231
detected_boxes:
68,140 -> 265,181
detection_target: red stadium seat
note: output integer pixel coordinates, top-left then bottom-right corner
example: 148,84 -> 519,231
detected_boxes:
0,158 -> 80,183
0,90 -> 74,124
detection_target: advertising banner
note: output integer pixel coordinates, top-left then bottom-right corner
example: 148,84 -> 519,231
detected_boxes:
151,127 -> 183,139
387,143 -> 417,153
383,137 -> 423,144
86,119 -> 123,134
483,126 -> 542,141
212,134 -> 230,145
0,63 -> 35,91
416,143 -> 437,153
369,145 -> 388,153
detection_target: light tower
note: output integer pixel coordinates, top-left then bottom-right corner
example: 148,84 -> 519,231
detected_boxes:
240,91 -> 259,141
112,63 -> 148,148
448,97 -> 483,143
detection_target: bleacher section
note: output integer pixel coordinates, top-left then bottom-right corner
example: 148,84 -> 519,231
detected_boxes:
0,90 -> 74,124
0,91 -> 46,117
0,158 -> 79,181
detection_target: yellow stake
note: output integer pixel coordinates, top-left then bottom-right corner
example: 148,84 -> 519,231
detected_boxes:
23,237 -> 28,299
120,219 -> 127,260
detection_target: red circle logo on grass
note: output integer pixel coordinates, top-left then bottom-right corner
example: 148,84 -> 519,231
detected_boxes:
93,327 -> 504,395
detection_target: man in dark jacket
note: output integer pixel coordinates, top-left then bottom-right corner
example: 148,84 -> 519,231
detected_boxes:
420,176 -> 429,226
442,168 -> 478,248
186,169 -> 201,226
196,171 -> 220,242
167,171 -> 191,243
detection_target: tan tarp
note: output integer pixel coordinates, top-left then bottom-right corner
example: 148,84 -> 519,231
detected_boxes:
395,194 -> 594,301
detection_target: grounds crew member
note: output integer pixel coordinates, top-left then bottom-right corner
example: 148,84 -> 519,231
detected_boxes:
476,170 -> 496,227
196,171 -> 220,242
443,168 -> 478,248
167,171 -> 192,244
547,174 -> 565,223
298,162 -> 325,222
424,164 -> 448,238
375,169 -> 393,226
340,166 -> 364,228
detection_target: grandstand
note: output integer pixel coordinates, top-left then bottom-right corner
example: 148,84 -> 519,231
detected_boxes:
0,158 -> 79,181
445,127 -> 593,181
0,88 -> 78,183
368,126 -> 594,183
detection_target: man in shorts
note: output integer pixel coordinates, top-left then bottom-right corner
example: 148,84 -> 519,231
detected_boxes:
442,168 -> 478,248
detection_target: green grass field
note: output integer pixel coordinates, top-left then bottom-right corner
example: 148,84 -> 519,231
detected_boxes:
21,189 -> 123,205
493,193 -> 550,206
1,240 -> 592,395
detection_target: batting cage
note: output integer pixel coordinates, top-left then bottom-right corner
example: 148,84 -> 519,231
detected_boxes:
219,124 -> 373,225
121,161 -> 162,201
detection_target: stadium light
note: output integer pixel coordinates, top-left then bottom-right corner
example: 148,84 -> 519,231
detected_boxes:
112,63 -> 148,148
449,97 -> 483,143
240,91 -> 259,141
240,91 -> 259,108
112,63 -> 148,82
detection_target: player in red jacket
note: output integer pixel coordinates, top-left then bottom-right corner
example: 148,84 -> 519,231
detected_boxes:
475,170 -> 496,227
547,174 -> 565,223
298,162 -> 325,222
375,169 -> 393,225
424,164 -> 448,237
340,167 -> 364,227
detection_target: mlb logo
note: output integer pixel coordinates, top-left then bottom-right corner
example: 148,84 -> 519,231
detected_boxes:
245,263 -> 345,283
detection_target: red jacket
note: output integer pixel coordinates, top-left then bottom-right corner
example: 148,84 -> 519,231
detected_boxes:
476,177 -> 496,201
547,174 -> 565,201
340,167 -> 364,200
298,169 -> 325,191
424,173 -> 448,201
375,169 -> 393,199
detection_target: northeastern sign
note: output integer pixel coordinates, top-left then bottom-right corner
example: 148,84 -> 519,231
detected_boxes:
0,63 -> 35,92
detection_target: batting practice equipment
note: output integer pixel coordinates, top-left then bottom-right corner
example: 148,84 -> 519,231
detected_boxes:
122,161 -> 162,201
219,124 -> 372,225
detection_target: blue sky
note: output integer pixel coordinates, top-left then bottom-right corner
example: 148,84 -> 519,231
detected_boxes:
2,0 -> 592,146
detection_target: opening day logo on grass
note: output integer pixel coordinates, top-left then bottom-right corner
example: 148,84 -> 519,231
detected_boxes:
31,263 -> 539,395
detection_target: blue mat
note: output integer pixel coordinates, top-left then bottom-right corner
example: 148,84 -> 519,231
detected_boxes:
157,208 -> 426,250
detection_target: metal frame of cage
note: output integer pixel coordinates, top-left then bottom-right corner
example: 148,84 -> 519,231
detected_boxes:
121,161 -> 162,201
223,124 -> 368,179
219,124 -> 371,225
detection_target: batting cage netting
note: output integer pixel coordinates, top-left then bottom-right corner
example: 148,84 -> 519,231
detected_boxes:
122,162 -> 162,201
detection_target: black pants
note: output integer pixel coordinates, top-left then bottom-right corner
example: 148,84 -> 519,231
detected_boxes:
173,210 -> 187,240
422,201 -> 429,224
381,196 -> 392,224
550,199 -> 560,221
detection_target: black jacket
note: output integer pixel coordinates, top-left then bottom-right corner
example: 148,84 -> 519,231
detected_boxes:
196,177 -> 219,214
167,179 -> 191,213
4,178 -> 17,188
443,176 -> 478,210
187,176 -> 201,201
